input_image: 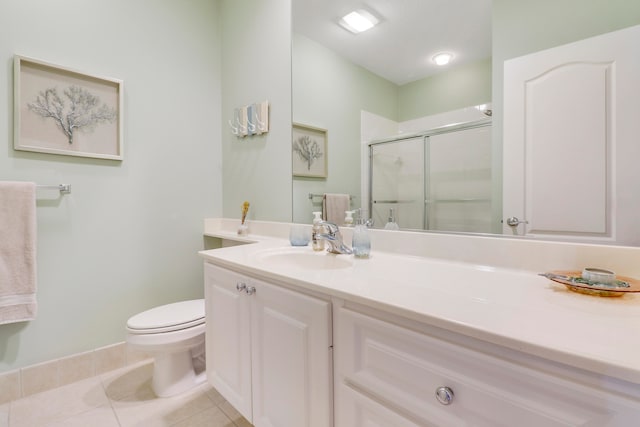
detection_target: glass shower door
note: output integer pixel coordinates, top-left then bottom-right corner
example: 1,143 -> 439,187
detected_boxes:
426,126 -> 492,233
370,137 -> 424,230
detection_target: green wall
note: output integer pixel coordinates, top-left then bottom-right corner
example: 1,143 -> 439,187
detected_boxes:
221,0 -> 292,223
0,0 -> 222,371
292,34 -> 397,223
398,57 -> 492,122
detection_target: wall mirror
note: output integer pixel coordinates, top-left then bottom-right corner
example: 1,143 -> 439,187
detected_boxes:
292,0 -> 640,247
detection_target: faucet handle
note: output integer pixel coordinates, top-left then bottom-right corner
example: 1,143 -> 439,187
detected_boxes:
320,221 -> 339,235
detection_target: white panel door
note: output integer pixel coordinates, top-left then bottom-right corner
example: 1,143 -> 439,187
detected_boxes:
250,279 -> 332,427
503,24 -> 640,245
204,263 -> 253,422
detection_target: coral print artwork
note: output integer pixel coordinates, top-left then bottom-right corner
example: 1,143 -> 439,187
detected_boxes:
14,55 -> 123,160
292,123 -> 327,178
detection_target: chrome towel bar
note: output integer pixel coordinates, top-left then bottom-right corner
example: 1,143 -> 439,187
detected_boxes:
308,193 -> 354,200
37,184 -> 71,194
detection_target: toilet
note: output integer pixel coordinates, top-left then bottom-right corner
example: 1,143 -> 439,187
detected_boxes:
126,299 -> 206,397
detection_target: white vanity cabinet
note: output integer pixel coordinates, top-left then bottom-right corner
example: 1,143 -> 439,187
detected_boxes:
334,302 -> 640,427
204,262 -> 332,427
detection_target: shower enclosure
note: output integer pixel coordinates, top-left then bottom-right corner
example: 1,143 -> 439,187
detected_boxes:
368,119 -> 492,233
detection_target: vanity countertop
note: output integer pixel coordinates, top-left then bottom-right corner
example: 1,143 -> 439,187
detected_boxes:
200,220 -> 640,386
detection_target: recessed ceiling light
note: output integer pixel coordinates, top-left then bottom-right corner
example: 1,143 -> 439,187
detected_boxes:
432,52 -> 453,66
339,10 -> 379,34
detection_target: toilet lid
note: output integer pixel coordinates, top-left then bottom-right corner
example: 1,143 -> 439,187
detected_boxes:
127,299 -> 205,333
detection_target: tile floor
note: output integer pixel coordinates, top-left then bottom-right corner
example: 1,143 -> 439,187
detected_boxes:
0,361 -> 252,427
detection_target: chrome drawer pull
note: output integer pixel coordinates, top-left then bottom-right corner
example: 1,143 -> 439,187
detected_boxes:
245,286 -> 256,295
435,386 -> 454,405
236,282 -> 247,292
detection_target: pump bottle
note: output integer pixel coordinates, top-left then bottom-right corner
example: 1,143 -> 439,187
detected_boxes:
311,211 -> 325,251
384,208 -> 400,230
351,209 -> 371,258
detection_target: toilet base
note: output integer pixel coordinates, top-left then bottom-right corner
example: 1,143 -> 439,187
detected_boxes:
151,348 -> 207,397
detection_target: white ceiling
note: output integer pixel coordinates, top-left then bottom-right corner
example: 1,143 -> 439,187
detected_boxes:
293,0 -> 492,86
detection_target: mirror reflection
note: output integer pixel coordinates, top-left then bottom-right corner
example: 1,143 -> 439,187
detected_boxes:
369,119 -> 493,234
292,0 -> 491,226
292,0 -> 640,246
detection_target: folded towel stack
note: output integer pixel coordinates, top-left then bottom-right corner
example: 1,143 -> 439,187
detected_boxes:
0,181 -> 37,325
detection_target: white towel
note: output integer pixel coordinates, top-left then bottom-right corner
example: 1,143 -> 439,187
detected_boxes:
322,193 -> 350,225
0,181 -> 37,325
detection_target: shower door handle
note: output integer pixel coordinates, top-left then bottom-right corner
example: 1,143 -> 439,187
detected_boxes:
505,216 -> 528,227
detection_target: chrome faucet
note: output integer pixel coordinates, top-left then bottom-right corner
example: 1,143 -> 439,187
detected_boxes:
317,221 -> 353,254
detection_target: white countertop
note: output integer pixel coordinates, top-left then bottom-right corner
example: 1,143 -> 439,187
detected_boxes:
200,219 -> 640,385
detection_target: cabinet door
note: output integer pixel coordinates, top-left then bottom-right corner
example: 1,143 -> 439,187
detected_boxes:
204,263 -> 252,422
250,278 -> 332,427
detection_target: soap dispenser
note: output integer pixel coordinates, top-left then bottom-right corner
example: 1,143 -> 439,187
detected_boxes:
311,211 -> 325,251
384,208 -> 400,230
352,208 -> 371,258
344,210 -> 355,227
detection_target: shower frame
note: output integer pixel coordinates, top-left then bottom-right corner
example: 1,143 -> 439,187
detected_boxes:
368,118 -> 492,231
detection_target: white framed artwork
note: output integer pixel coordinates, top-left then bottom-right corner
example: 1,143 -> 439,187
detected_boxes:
292,123 -> 327,178
14,55 -> 123,160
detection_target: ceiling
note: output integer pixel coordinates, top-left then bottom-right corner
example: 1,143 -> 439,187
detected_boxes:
292,0 -> 492,86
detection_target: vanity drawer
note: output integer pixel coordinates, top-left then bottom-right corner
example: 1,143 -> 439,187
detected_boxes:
334,305 -> 640,427
336,382 -> 424,427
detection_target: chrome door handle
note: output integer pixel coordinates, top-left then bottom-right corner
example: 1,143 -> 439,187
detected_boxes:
505,216 -> 528,227
236,282 -> 247,292
245,286 -> 256,295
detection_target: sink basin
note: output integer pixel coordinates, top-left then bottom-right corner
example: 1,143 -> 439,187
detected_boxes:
255,248 -> 353,270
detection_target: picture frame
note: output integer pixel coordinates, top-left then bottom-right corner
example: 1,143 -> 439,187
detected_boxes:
292,123 -> 327,178
14,55 -> 123,160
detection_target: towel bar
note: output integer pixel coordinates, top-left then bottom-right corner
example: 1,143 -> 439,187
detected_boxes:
308,193 -> 354,200
37,184 -> 71,194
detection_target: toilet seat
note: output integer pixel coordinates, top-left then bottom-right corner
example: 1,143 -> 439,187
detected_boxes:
127,299 -> 205,334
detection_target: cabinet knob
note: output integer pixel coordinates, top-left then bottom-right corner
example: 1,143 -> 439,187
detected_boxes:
435,386 -> 454,405
236,282 -> 247,292
245,286 -> 256,295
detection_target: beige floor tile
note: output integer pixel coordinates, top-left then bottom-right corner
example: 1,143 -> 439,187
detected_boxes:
111,383 -> 215,427
233,416 -> 253,427
205,386 -> 227,406
9,376 -> 107,427
101,361 -> 155,401
5,356 -> 249,427
44,404 -> 120,427
172,405 -> 235,427
219,401 -> 252,427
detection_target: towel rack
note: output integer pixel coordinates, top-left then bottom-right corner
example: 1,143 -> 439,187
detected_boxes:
308,193 -> 354,201
37,184 -> 71,194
